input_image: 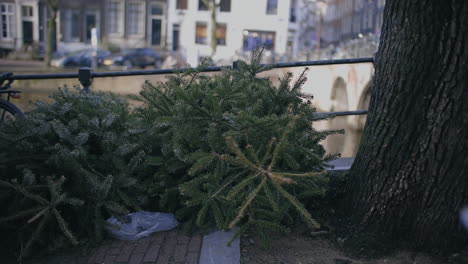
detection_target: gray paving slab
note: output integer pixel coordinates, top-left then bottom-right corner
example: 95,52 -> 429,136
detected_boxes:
199,228 -> 240,264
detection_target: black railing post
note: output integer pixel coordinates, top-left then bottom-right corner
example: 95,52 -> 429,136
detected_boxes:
78,67 -> 93,93
232,60 -> 239,70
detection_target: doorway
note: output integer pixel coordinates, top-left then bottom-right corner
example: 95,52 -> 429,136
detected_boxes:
172,24 -> 179,51
148,2 -> 165,47
22,21 -> 33,44
151,19 -> 161,45
21,5 -> 34,45
85,10 -> 99,43
85,14 -> 96,42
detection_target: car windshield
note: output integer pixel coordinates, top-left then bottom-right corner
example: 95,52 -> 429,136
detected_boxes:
122,49 -> 138,55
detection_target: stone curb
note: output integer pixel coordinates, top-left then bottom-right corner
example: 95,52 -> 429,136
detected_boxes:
199,228 -> 240,264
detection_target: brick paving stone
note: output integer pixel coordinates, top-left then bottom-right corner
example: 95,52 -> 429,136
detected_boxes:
134,237 -> 151,254
187,235 -> 203,252
176,232 -> 190,244
108,240 -> 125,256
111,239 -> 124,248
33,228 -> 204,264
160,233 -> 177,256
173,243 -> 188,263
94,246 -> 108,263
116,243 -> 135,263
142,243 -> 161,263
151,231 -> 166,244
128,253 -> 145,264
185,252 -> 199,264
104,254 -> 117,264
86,248 -> 97,264
155,253 -> 170,264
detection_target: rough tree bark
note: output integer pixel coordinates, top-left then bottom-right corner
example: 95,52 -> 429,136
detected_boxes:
45,0 -> 58,67
345,0 -> 468,251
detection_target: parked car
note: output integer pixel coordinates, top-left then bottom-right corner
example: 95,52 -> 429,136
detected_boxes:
103,48 -> 164,69
50,49 -> 111,68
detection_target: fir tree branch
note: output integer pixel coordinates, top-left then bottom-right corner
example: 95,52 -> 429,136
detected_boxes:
225,136 -> 261,170
268,116 -> 297,171
271,179 -> 320,229
0,207 -> 43,223
52,208 -> 79,245
229,177 -> 267,229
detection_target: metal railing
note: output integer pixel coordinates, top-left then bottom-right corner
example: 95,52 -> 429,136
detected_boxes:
1,57 -> 374,117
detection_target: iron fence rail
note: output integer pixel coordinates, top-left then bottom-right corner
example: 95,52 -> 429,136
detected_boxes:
1,57 -> 374,117
5,57 -> 374,81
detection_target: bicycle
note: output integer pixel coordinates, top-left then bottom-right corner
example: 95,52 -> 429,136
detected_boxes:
0,72 -> 25,124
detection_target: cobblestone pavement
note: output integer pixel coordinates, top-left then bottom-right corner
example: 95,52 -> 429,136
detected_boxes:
22,228 -> 207,264
58,229 -> 204,264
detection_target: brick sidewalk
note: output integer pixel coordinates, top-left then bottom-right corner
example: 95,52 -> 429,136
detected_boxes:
85,229 -> 203,264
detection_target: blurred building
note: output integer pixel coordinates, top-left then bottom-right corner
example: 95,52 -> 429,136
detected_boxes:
167,0 -> 303,65
57,0 -> 169,53
0,0 -> 46,51
319,0 -> 385,46
0,0 -> 385,62
0,0 -> 169,54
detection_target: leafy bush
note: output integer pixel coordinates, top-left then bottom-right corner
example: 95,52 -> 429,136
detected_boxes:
0,88 -> 147,260
136,50 -> 338,243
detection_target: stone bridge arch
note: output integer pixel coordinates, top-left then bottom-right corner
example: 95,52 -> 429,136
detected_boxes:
246,62 -> 375,157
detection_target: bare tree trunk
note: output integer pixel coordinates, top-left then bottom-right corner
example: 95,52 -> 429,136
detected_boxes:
209,0 -> 217,57
45,0 -> 58,67
344,0 -> 468,251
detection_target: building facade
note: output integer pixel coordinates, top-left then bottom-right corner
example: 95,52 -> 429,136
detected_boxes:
0,0 -> 48,51
320,0 -> 385,45
167,0 -> 302,65
57,0 -> 169,52
0,0 -> 169,53
1,0 -> 386,63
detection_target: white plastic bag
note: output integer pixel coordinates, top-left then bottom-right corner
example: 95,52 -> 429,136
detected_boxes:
106,211 -> 178,240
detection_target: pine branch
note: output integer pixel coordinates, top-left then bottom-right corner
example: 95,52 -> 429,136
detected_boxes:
229,177 -> 267,229
271,179 -> 320,229
52,208 -> 78,245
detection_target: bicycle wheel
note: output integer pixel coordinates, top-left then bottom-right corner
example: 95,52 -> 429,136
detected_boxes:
0,99 -> 25,124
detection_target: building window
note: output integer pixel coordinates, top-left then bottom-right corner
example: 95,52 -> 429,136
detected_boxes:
198,0 -> 208,11
107,0 -> 123,34
71,10 -> 80,39
21,6 -> 33,17
220,0 -> 230,12
354,0 -> 363,11
366,8 -> 374,29
243,30 -> 275,51
216,23 -> 226,45
151,5 -> 163,15
176,0 -> 188,10
195,22 -> 207,44
0,3 -> 14,40
289,0 -> 296,22
127,2 -> 144,35
266,0 -> 278,15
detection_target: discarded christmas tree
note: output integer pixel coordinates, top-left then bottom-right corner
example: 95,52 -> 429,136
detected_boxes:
137,50 -> 339,242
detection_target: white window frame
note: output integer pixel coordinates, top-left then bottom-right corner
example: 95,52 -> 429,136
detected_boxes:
21,5 -> 33,18
126,1 -> 145,37
107,0 -> 124,36
0,3 -> 15,40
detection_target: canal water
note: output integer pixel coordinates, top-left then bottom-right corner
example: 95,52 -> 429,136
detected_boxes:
7,66 -> 367,158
